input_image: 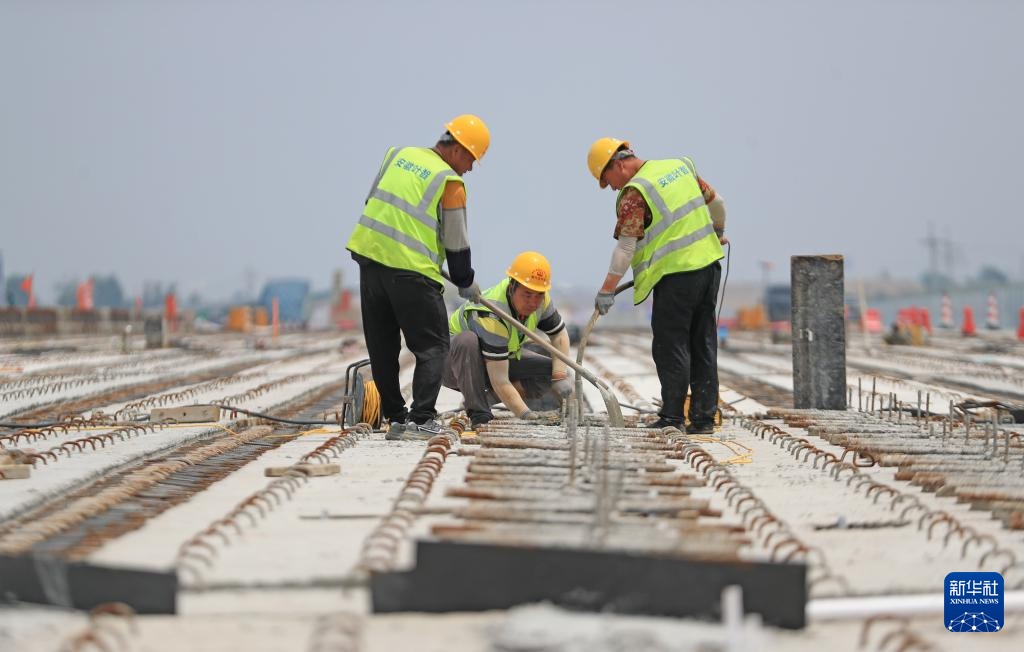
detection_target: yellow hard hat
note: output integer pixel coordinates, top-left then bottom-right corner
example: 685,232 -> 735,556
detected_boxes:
587,137 -> 630,188
507,251 -> 551,293
445,114 -> 490,161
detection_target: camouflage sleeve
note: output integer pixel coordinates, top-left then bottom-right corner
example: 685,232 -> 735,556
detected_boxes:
612,188 -> 649,239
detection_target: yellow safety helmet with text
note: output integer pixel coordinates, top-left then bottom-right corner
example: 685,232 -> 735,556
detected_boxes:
587,137 -> 630,188
507,251 -> 551,293
445,114 -> 491,161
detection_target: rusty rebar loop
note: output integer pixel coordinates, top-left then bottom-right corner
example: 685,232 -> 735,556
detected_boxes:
802,445 -> 825,463
177,549 -> 214,569
868,484 -> 898,504
740,501 -> 767,524
727,488 -> 755,509
762,524 -> 792,548
962,533 -> 998,559
859,615 -> 909,650
749,512 -> 776,534
734,494 -> 758,512
216,517 -> 244,536
889,493 -> 916,512
723,484 -> 745,502
831,463 -> 859,481
942,523 -> 973,548
978,546 -> 1016,571
770,536 -> 804,562
785,437 -> 809,453
899,500 -> 926,521
240,497 -> 267,518
851,475 -> 877,494
815,451 -> 839,470
926,514 -> 958,541
182,536 -> 219,557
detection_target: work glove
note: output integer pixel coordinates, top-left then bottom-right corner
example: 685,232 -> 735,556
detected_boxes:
519,410 -> 544,421
595,291 -> 615,315
458,282 -> 481,301
551,377 -> 574,399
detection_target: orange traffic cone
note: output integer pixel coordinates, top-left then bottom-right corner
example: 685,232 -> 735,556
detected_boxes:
1018,307 -> 1024,341
962,306 -> 977,337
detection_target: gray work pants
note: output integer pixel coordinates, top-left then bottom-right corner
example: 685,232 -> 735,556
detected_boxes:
442,331 -> 553,425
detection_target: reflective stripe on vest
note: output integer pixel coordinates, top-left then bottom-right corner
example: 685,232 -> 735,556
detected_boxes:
623,158 -> 724,304
346,146 -> 462,283
449,277 -> 548,360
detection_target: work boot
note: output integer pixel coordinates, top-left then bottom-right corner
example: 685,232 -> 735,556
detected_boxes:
384,420 -> 406,441
688,423 -> 716,435
647,417 -> 685,432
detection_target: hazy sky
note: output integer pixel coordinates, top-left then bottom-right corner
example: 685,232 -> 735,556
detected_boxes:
2,0 -> 1022,302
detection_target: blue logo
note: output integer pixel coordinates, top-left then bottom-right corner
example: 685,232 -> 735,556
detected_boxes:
945,572 -> 1003,632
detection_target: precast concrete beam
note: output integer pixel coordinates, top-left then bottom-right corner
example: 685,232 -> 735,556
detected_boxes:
791,255 -> 847,410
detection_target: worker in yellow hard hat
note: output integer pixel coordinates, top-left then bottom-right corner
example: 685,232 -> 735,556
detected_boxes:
444,251 -> 572,428
586,138 -> 729,433
347,115 -> 490,440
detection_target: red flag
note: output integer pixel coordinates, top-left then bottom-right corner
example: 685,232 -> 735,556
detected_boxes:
76,279 -> 95,310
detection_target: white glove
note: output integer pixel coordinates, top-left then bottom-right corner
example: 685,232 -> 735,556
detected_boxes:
595,291 -> 615,315
458,282 -> 481,301
551,377 -> 573,399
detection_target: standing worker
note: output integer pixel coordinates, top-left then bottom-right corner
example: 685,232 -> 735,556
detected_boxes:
346,115 -> 489,439
587,138 -> 728,433
444,252 -> 573,428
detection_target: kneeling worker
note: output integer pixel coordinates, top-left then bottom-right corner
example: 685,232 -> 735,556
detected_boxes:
444,252 -> 573,428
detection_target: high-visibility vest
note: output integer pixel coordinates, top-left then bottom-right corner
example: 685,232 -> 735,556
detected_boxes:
346,146 -> 463,284
621,158 -> 724,304
449,278 -> 550,360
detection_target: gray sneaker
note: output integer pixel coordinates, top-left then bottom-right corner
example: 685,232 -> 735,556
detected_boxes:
406,418 -> 445,439
384,420 -> 406,441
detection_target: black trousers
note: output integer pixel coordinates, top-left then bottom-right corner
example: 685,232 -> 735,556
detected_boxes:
358,261 -> 449,423
650,261 -> 721,426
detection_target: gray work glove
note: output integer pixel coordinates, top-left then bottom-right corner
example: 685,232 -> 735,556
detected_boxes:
551,377 -> 574,399
595,291 -> 615,315
519,410 -> 544,421
458,282 -> 481,301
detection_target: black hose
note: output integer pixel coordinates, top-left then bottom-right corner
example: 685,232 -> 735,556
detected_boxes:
618,403 -> 657,414
194,404 -> 341,426
0,421 -> 62,429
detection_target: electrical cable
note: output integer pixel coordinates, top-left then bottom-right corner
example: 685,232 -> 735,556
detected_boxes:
716,241 -> 731,325
360,380 -> 381,426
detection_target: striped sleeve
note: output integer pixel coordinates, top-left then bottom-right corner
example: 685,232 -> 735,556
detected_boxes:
536,300 -> 565,336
